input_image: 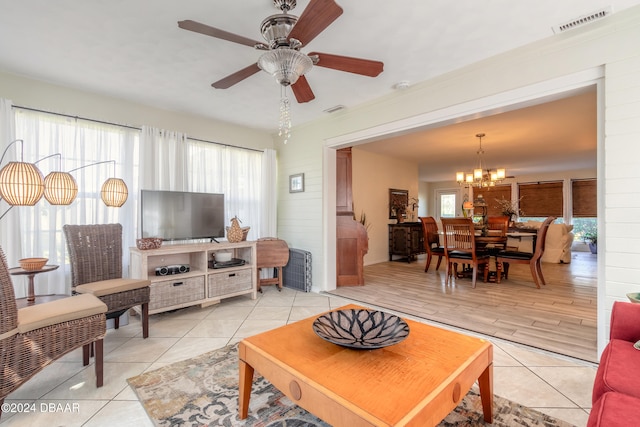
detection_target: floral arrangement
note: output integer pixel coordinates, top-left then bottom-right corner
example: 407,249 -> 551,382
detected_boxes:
494,197 -> 523,220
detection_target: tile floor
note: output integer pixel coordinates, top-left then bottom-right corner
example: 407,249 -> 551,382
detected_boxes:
1,286 -> 596,426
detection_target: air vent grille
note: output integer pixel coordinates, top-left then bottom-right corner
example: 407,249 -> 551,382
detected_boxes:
323,105 -> 346,114
553,7 -> 612,33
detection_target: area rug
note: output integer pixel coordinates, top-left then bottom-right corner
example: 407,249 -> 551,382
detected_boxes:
128,344 -> 576,427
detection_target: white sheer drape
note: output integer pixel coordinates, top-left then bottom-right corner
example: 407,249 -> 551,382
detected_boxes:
12,110 -> 139,296
139,126 -> 187,191
0,98 -> 22,271
261,149 -> 277,237
4,112 -> 274,296
186,140 -> 264,240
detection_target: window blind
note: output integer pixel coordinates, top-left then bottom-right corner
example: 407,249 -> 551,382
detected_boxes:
572,179 -> 597,217
518,181 -> 563,217
474,185 -> 512,217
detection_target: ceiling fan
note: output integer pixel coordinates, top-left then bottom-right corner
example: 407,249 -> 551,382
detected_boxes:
178,0 -> 384,103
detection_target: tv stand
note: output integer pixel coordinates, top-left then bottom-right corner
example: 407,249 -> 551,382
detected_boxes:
129,241 -> 256,314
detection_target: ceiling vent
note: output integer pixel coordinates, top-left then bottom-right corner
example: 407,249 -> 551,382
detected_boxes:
323,105 -> 346,114
553,7 -> 612,33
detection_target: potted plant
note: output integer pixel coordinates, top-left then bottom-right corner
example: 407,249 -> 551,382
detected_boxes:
583,229 -> 597,254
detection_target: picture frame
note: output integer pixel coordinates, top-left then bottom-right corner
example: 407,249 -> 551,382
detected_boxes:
289,173 -> 305,193
389,188 -> 408,219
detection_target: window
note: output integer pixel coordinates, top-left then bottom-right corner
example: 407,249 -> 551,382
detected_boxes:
572,179 -> 597,242
518,181 -> 563,219
9,108 -> 265,296
474,185 -> 512,217
437,191 -> 457,218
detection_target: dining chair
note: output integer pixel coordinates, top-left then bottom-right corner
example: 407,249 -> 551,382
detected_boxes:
485,216 -> 510,250
419,216 -> 444,272
63,223 -> 150,338
441,217 -> 490,288
496,216 -> 555,288
0,246 -> 107,417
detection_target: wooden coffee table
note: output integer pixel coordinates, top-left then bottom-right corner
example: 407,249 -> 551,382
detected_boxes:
239,304 -> 493,426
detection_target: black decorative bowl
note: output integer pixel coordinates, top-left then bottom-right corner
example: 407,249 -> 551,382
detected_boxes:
312,309 -> 410,349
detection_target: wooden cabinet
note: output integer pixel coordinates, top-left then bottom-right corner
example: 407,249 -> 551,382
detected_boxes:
130,241 -> 257,314
388,223 -> 425,262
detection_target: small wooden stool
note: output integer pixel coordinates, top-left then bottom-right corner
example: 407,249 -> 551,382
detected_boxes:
256,238 -> 289,292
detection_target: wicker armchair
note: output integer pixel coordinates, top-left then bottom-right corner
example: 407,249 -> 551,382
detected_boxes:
0,246 -> 107,416
63,224 -> 150,338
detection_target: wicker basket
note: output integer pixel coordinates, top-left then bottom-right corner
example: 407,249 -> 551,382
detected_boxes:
19,257 -> 48,271
136,238 -> 163,250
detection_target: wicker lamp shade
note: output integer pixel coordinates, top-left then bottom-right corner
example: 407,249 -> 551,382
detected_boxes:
100,177 -> 128,207
44,171 -> 78,205
0,161 -> 45,206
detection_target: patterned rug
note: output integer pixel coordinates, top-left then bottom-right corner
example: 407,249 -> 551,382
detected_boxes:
128,344 -> 576,427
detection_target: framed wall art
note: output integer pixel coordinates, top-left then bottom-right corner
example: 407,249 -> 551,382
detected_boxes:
289,173 -> 305,193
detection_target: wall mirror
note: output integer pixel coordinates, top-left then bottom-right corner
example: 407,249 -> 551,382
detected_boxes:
389,188 -> 408,219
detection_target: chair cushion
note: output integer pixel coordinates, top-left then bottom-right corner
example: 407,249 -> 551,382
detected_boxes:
17,294 -> 107,333
447,251 -> 489,260
588,392 -> 640,427
75,278 -> 151,296
497,250 -> 533,260
592,339 -> 640,402
431,246 -> 445,254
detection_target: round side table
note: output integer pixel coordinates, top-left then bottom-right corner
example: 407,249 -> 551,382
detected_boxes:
9,264 -> 60,306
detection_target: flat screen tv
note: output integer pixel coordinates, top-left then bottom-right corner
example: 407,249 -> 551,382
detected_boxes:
140,190 -> 225,241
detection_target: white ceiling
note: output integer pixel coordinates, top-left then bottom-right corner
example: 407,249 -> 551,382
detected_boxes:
0,0 -> 636,180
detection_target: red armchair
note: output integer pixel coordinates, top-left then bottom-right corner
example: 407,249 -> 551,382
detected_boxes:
588,301 -> 640,426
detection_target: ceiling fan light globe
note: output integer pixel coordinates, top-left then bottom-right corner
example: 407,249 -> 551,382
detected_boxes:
258,49 -> 313,86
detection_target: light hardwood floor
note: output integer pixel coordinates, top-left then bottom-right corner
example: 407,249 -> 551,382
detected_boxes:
329,251 -> 597,362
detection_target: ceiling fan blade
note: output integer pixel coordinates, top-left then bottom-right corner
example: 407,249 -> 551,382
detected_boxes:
178,20 -> 263,48
309,52 -> 384,77
287,0 -> 343,46
212,63 -> 261,89
291,75 -> 315,103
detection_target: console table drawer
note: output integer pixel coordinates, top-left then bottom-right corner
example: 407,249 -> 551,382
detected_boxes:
208,268 -> 253,297
150,276 -> 205,310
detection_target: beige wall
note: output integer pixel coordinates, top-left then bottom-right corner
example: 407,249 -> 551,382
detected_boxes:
352,148 -> 418,265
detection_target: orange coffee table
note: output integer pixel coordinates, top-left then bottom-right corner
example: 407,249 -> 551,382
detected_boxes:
239,304 -> 493,426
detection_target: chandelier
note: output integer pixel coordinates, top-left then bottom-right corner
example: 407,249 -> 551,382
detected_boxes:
456,133 -> 506,188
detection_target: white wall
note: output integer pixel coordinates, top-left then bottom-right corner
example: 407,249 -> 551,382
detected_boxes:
0,71 -> 274,150
276,5 -> 640,357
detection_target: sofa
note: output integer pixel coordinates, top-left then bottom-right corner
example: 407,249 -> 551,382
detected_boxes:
512,220 -> 574,263
587,301 -> 640,426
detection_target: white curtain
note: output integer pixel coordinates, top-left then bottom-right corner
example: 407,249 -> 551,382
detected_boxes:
186,140 -> 264,240
12,110 -> 139,295
5,112 -> 271,296
261,148 -> 277,237
139,126 -> 187,191
0,98 -> 22,272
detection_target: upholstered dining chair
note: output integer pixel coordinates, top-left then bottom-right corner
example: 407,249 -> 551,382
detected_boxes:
496,216 -> 555,288
0,246 -> 107,417
63,223 -> 150,338
441,217 -> 490,288
419,216 -> 444,272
